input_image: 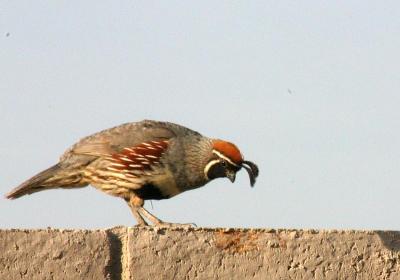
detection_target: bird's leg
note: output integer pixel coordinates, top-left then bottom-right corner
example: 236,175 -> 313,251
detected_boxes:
138,206 -> 163,225
126,195 -> 148,226
139,207 -> 196,228
129,205 -> 148,226
127,194 -> 195,227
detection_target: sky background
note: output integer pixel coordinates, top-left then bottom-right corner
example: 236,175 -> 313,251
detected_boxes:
1,1 -> 399,230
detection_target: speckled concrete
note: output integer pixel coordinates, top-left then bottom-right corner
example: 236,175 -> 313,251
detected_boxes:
1,227 -> 399,279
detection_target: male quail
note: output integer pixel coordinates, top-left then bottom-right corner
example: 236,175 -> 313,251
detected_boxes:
6,120 -> 259,226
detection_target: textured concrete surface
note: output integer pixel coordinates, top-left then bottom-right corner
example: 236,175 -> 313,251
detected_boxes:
0,229 -> 111,280
1,227 -> 400,280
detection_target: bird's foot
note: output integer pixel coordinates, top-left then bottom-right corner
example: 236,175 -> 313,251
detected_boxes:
154,221 -> 197,228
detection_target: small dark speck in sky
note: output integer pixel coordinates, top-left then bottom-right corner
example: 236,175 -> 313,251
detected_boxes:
287,89 -> 293,95
6,32 -> 10,37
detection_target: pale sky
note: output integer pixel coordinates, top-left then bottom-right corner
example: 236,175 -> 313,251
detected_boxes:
1,1 -> 400,230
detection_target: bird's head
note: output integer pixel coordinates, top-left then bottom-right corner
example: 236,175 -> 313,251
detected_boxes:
204,139 -> 259,186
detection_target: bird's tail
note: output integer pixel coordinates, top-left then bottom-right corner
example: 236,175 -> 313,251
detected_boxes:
5,163 -> 86,199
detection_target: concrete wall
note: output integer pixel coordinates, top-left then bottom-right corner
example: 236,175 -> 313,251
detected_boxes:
1,227 -> 400,279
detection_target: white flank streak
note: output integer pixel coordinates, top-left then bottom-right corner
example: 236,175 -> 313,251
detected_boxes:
142,143 -> 152,147
101,170 -> 139,182
129,164 -> 142,168
145,155 -> 158,159
107,167 -> 121,172
212,150 -> 240,167
123,148 -> 134,152
146,146 -> 157,150
120,157 -> 133,162
111,162 -> 125,167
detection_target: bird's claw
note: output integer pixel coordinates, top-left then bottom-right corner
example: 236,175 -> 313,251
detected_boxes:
154,221 -> 196,228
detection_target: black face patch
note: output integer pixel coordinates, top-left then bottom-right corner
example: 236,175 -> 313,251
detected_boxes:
206,160 -> 241,181
207,162 -> 226,180
135,184 -> 170,200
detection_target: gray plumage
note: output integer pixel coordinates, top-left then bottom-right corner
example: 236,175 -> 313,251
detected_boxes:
6,120 -> 259,226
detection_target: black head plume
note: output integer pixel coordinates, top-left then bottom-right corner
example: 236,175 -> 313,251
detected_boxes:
241,160 -> 259,187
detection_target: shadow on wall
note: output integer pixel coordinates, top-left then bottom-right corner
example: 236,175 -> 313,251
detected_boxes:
377,231 -> 400,252
105,231 -> 123,280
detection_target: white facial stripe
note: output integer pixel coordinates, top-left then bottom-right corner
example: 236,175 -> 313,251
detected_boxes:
212,150 -> 240,167
204,159 -> 221,179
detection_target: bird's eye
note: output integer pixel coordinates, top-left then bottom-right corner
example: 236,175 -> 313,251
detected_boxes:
220,160 -> 227,167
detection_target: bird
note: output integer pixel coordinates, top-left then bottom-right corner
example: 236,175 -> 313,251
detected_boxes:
5,120 -> 259,226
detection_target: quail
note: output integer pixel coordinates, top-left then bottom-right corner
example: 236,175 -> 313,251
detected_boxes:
6,120 -> 259,226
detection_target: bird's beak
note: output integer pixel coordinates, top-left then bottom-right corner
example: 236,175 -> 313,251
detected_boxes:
226,171 -> 236,183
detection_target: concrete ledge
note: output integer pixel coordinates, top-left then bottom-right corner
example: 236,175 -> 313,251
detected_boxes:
0,229 -> 111,279
1,227 -> 400,279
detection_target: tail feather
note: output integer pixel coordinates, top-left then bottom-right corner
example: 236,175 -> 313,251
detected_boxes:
5,163 -> 85,199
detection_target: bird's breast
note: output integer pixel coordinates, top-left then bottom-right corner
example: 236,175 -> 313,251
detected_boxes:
142,169 -> 181,200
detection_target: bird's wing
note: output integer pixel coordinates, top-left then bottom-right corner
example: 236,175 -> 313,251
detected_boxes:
61,120 -> 179,160
103,139 -> 170,175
